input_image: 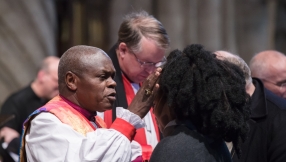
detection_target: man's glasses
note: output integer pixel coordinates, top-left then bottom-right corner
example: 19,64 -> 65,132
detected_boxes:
131,51 -> 166,68
263,79 -> 286,90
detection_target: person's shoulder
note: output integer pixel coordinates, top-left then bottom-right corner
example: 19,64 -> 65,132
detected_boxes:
264,88 -> 286,110
33,112 -> 60,122
157,125 -> 214,151
151,126 -> 220,162
263,89 -> 286,127
2,85 -> 32,105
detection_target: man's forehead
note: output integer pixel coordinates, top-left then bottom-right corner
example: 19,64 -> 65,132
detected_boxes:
80,52 -> 107,63
85,55 -> 114,69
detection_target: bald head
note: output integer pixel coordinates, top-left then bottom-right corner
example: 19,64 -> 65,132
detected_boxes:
58,45 -> 111,93
40,56 -> 60,73
249,50 -> 286,98
58,45 -> 116,112
32,56 -> 60,100
215,51 -> 252,88
249,50 -> 286,78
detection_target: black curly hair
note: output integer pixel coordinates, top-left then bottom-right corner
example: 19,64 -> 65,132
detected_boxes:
157,44 -> 251,157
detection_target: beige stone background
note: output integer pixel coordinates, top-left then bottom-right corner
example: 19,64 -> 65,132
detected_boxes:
0,0 -> 285,107
0,0 -> 57,107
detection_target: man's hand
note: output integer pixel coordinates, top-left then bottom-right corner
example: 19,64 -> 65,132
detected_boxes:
128,68 -> 161,118
0,127 -> 20,144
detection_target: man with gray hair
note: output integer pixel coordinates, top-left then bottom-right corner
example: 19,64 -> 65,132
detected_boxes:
215,50 -> 286,162
101,10 -> 170,161
249,50 -> 286,99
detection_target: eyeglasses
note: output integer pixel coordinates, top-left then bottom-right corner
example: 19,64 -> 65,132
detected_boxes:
131,51 -> 166,68
263,79 -> 286,90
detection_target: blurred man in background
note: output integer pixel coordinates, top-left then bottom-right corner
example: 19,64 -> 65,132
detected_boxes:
0,56 -> 59,161
249,50 -> 286,99
99,10 -> 170,161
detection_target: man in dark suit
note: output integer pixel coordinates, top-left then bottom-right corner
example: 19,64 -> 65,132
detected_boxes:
98,10 -> 170,161
0,56 -> 59,161
215,51 -> 286,162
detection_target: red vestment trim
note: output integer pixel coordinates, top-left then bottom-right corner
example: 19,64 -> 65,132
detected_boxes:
121,74 -> 148,145
104,73 -> 160,161
110,118 -> 136,141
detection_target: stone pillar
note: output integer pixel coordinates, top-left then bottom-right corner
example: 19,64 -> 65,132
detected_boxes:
157,0 -> 187,51
235,0 -> 268,62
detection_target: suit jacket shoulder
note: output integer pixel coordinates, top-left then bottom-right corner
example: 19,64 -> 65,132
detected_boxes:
150,125 -> 231,162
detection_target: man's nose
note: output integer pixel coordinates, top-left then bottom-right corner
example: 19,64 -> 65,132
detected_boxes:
144,66 -> 156,74
107,78 -> 117,88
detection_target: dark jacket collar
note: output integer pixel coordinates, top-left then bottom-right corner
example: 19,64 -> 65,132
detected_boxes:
250,78 -> 268,119
107,45 -> 128,121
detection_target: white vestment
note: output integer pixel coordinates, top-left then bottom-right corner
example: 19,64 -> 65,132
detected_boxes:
25,107 -> 144,162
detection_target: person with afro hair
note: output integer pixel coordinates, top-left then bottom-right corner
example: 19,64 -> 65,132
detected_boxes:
150,44 -> 251,162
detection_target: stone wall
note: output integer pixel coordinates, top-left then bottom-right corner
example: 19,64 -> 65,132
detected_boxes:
0,0 -> 57,107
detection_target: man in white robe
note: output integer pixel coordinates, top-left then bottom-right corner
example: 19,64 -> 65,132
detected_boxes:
19,45 -> 160,162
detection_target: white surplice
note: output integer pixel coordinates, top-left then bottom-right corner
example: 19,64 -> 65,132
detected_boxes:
25,107 -> 144,162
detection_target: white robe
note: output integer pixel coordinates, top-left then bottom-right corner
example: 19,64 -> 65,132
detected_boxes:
25,107 -> 144,162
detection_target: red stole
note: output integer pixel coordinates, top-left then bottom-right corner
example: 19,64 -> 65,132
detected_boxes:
104,74 -> 160,161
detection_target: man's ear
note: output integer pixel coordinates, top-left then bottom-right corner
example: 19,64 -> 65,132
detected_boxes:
37,70 -> 45,82
118,42 -> 128,58
65,71 -> 77,91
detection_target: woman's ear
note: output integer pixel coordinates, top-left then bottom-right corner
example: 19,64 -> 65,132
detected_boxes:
65,71 -> 77,91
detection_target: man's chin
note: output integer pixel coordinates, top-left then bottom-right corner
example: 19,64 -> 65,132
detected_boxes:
101,105 -> 113,112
